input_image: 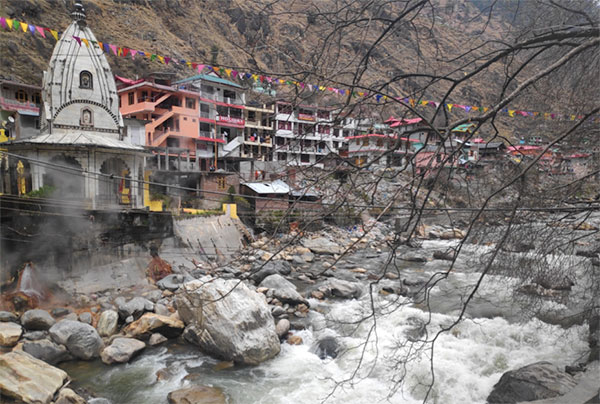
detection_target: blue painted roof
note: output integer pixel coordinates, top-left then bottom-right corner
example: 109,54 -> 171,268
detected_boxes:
175,74 -> 241,88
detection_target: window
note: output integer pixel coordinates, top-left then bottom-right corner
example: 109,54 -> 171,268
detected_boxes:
376,138 -> 384,147
247,111 -> 256,121
217,176 -> 227,190
200,104 -> 210,118
363,138 -> 369,146
33,94 -> 41,105
15,90 -> 27,103
356,138 -> 360,145
79,71 -> 93,89
141,91 -> 148,102
301,154 -> 310,163
80,108 -> 93,126
201,85 -> 214,94
192,119 -> 196,122
230,108 -> 242,119
128,92 -> 134,105
185,97 -> 196,109
183,117 -> 188,121
279,105 -> 292,114
223,90 -> 236,100
278,121 -> 291,131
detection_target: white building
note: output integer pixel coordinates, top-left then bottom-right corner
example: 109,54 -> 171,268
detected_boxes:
270,101 -> 345,169
5,1 -> 147,209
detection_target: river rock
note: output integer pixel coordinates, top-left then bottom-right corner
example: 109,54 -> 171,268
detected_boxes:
432,250 -> 454,261
148,333 -> 168,346
487,361 -> 577,403
259,274 -> 308,305
97,310 -> 119,337
23,330 -> 48,340
176,278 -> 280,365
78,312 -> 93,325
49,320 -> 103,360
321,278 -> 362,299
311,336 -> 341,359
276,319 -> 290,338
302,237 -> 344,255
167,386 -> 226,404
0,311 -> 18,322
400,251 -> 428,262
251,260 -> 292,284
55,387 -> 86,404
0,350 -> 68,404
124,312 -> 184,339
157,274 -> 194,291
21,309 -> 56,331
0,322 -> 22,347
101,337 -> 146,365
22,338 -> 72,365
51,308 -> 71,318
117,297 -> 154,320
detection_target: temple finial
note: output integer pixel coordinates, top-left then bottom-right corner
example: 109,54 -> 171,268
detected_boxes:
71,0 -> 86,25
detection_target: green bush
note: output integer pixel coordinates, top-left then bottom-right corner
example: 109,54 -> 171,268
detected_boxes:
25,185 -> 55,198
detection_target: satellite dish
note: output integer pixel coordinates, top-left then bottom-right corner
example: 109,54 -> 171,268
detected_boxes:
8,116 -> 15,123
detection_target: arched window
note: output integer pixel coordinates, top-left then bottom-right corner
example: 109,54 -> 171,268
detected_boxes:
79,71 -> 93,89
80,108 -> 93,126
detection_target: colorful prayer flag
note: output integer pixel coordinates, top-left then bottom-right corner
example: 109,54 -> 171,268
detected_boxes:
73,36 -> 82,46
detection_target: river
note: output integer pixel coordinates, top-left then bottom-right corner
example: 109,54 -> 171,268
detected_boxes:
60,238 -> 591,403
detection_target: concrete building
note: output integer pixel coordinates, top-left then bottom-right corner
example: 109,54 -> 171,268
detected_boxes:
271,101 -> 345,169
4,0 -> 147,209
241,103 -> 274,161
0,80 -> 42,142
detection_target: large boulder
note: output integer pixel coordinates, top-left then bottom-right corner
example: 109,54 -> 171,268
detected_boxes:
251,260 -> 292,284
259,274 -> 308,305
101,337 -> 146,365
117,297 -> 154,320
0,322 -> 22,347
49,320 -> 103,360
487,361 -> 577,403
22,338 -> 72,365
0,350 -> 68,404
21,309 -> 56,330
176,278 -> 280,365
167,386 -> 226,404
124,313 -> 184,339
302,237 -> 344,255
311,336 -> 341,359
96,310 -> 119,337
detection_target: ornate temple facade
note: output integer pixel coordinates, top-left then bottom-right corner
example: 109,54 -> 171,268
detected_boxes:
5,1 -> 147,209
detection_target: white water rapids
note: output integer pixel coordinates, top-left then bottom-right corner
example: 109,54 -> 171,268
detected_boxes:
62,293 -> 588,404
59,236 -> 593,403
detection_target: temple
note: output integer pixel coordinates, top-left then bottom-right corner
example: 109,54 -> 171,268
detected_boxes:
4,0 -> 147,209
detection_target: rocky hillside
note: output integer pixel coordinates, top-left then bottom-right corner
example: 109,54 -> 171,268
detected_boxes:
0,0 -> 594,140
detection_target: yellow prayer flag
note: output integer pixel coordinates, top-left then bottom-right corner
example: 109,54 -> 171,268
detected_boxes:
157,55 -> 165,64
81,38 -> 89,47
447,103 -> 453,112
5,18 -> 14,30
251,74 -> 258,81
50,30 -> 58,40
225,69 -> 232,77
508,110 -> 515,117
483,107 -> 489,113
20,22 -> 28,32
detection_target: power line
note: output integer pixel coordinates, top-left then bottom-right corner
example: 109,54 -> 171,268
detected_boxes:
2,151 -> 599,214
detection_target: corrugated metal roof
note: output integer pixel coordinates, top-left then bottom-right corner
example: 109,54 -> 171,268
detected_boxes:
243,179 -> 290,194
8,132 -> 146,151
175,74 -> 241,89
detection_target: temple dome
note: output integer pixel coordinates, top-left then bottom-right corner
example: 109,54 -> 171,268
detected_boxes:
41,3 -> 122,138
